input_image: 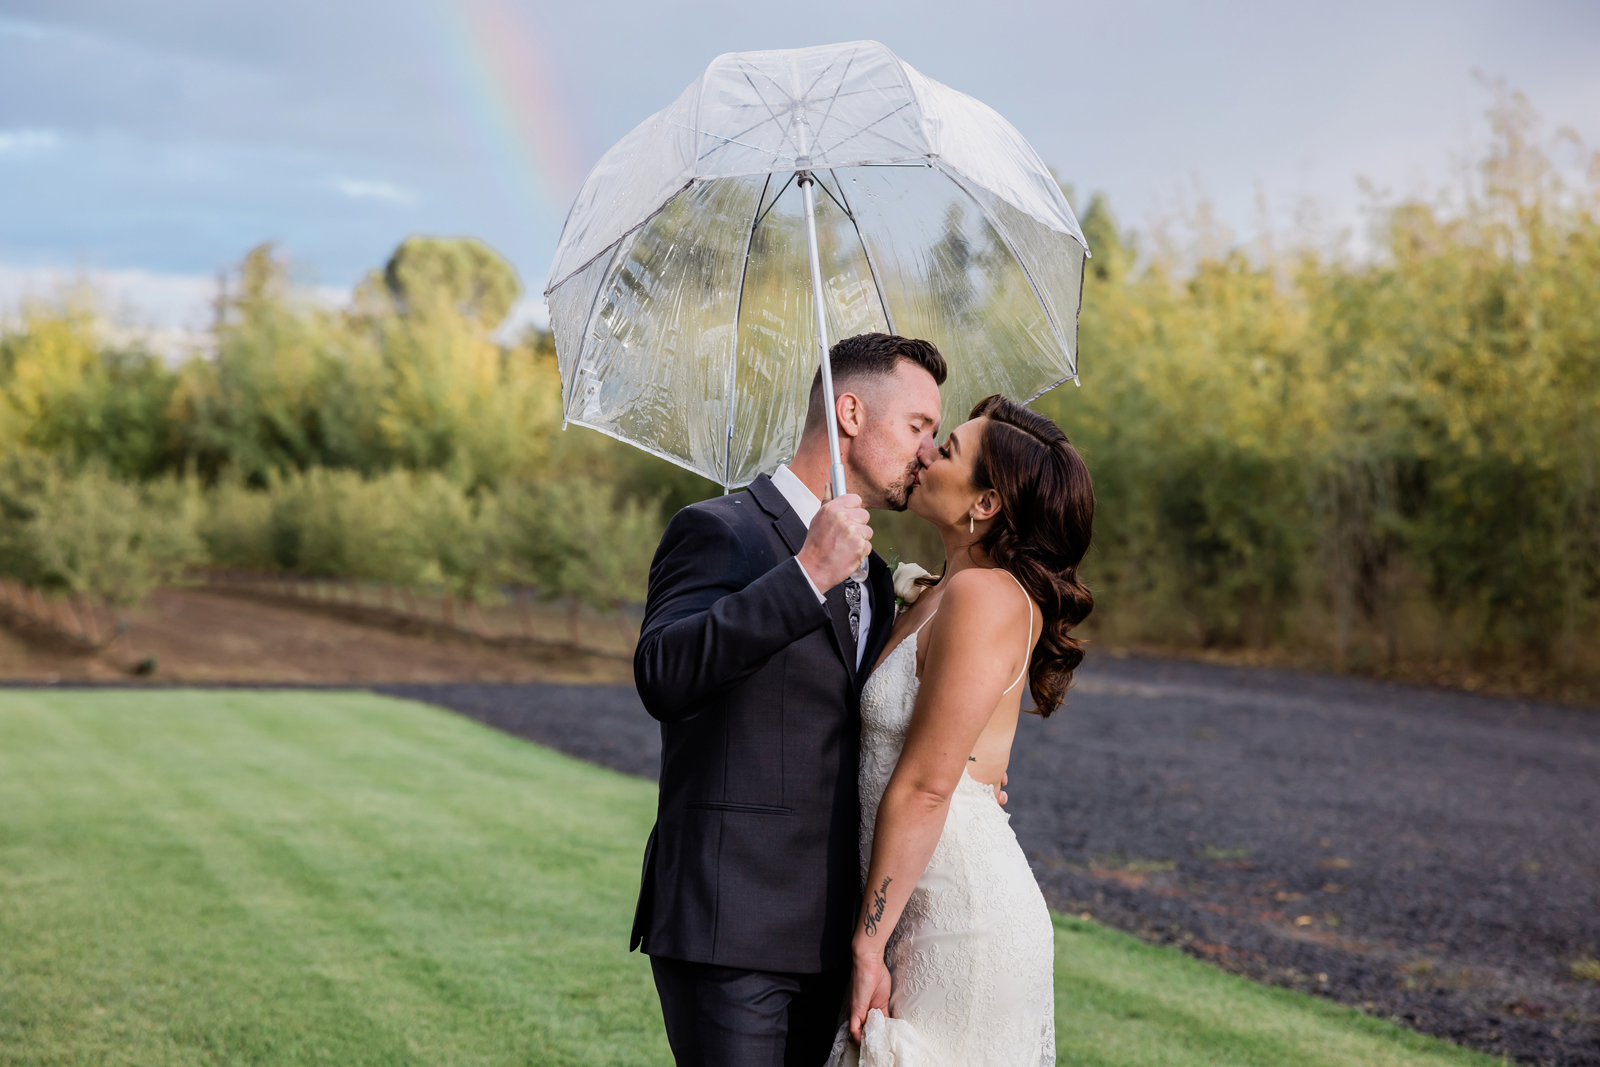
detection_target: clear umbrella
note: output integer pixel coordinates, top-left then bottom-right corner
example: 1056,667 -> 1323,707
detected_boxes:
544,40 -> 1089,495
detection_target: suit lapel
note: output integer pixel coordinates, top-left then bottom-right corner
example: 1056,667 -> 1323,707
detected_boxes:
748,474 -> 855,680
827,582 -> 858,687
747,474 -> 807,556
860,552 -> 896,686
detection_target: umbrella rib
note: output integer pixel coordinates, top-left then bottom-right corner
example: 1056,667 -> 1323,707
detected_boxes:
725,172 -> 771,490
692,64 -> 800,176
793,84 -> 902,141
704,85 -> 798,154
810,170 -> 852,219
563,242 -> 624,425
797,51 -> 846,104
545,179 -> 694,294
785,52 -> 850,157
830,170 -> 897,336
804,49 -> 857,149
737,60 -> 799,105
752,172 -> 798,230
737,67 -> 801,154
934,161 -> 1076,377
691,125 -> 789,161
814,100 -> 922,159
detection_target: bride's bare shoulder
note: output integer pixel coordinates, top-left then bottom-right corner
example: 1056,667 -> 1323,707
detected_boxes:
930,568 -> 1032,637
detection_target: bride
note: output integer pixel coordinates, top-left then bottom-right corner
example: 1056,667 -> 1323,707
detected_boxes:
830,394 -> 1095,1066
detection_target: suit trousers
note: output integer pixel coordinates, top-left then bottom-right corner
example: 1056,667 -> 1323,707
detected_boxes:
649,954 -> 848,1067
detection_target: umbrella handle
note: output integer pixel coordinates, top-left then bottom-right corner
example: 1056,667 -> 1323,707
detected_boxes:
799,171 -> 848,500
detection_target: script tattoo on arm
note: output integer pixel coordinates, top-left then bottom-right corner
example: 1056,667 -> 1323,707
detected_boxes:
863,877 -> 893,937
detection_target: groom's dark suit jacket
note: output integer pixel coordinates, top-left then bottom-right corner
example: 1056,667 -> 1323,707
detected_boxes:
631,473 -> 895,974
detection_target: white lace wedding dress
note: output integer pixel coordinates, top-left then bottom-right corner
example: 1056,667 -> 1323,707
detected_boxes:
829,584 -> 1056,1066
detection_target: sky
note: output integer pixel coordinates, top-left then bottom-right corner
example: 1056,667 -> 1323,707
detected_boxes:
1,0 -> 1597,341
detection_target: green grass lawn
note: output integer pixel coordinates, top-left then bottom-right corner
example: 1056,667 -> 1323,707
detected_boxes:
0,690 -> 1498,1067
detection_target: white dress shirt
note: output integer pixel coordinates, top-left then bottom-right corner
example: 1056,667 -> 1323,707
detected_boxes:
771,464 -> 872,668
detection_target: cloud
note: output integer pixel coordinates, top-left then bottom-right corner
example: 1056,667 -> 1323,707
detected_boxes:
0,263 -> 351,362
332,177 -> 416,206
0,129 -> 59,154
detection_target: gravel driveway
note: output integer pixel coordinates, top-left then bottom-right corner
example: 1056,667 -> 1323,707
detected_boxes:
378,654 -> 1600,1066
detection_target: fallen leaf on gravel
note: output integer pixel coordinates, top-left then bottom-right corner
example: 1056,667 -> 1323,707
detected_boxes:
1508,999 -> 1548,1019
1089,866 -> 1147,888
1571,957 -> 1600,983
1321,882 -> 1346,893
1295,915 -> 1313,926
1317,857 -> 1354,869
1274,891 -> 1304,902
1199,844 -> 1253,861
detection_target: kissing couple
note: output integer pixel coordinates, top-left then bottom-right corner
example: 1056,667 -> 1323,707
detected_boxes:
632,332 -> 1095,1066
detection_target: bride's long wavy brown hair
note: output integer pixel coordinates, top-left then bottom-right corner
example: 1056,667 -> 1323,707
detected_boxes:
926,394 -> 1095,716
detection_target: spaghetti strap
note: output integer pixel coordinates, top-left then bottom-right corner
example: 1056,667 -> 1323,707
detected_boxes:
910,609 -> 938,638
999,570 -> 1033,695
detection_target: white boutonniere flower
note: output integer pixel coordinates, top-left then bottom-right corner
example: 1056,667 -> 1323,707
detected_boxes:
892,561 -> 932,607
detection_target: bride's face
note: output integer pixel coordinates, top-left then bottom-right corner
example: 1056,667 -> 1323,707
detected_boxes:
908,417 -> 989,528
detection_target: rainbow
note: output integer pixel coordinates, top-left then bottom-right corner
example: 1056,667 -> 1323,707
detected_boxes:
412,0 -> 585,240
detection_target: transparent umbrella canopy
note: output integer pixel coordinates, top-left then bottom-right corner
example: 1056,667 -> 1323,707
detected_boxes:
544,40 -> 1089,493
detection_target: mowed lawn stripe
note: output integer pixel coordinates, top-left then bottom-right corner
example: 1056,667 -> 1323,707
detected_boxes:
0,689 -> 664,1066
0,690 -> 1498,1067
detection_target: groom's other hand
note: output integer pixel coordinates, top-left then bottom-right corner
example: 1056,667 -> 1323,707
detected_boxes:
797,492 -> 872,591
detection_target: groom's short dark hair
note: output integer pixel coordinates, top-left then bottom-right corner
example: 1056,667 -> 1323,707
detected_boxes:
804,333 -> 947,431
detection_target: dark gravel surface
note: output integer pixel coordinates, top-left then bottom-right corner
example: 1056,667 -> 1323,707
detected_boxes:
377,657 -> 1600,1066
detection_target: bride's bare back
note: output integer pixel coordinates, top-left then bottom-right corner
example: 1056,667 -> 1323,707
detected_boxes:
871,567 -> 1038,796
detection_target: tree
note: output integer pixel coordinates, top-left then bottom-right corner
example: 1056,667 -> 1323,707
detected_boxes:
381,236 -> 521,329
26,462 -> 202,612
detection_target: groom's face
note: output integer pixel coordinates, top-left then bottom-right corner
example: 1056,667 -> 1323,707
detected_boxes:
853,360 -> 942,512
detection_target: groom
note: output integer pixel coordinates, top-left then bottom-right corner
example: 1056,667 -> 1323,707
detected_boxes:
632,333 -> 947,1066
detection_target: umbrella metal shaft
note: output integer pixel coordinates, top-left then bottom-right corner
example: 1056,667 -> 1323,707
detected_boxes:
799,172 -> 848,501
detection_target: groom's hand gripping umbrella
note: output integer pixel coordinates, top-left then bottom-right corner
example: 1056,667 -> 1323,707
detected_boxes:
544,40 -> 1090,496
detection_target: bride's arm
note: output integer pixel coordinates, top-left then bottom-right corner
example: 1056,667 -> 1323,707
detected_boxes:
846,568 -> 1029,1041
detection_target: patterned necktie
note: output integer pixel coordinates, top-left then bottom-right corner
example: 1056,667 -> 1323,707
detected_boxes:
844,577 -> 861,647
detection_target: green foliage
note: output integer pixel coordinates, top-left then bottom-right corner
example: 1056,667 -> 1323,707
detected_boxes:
0,298 -> 181,479
500,477 -> 664,611
0,453 -> 202,607
0,450 -> 53,587
195,477 -> 276,572
178,244 -> 376,483
1,91 -> 1595,685
381,234 -> 522,328
1037,88 -> 1600,677
199,468 -> 662,610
